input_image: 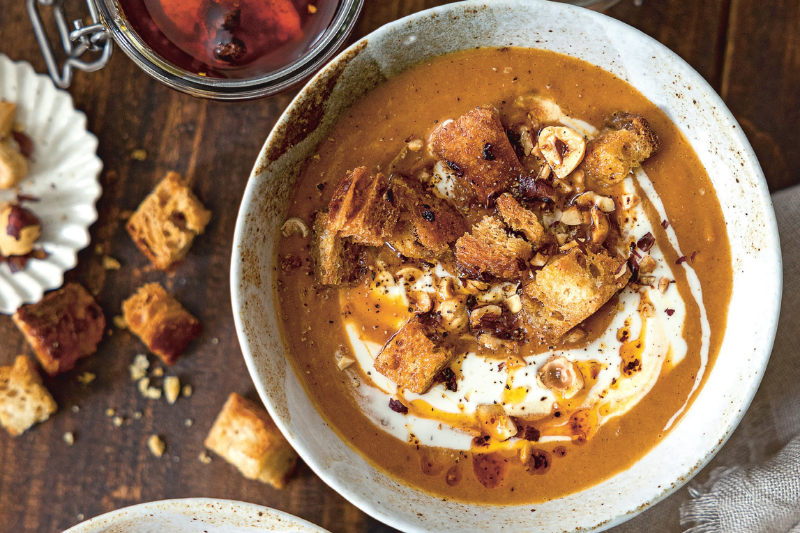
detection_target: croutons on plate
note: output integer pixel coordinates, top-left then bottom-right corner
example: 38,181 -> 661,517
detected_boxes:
0,355 -> 57,436
122,283 -> 202,365
126,171 -> 211,270
13,283 -> 105,376
205,393 -> 299,489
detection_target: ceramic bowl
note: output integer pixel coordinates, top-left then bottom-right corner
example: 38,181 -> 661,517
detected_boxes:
62,498 -> 330,533
231,1 -> 781,531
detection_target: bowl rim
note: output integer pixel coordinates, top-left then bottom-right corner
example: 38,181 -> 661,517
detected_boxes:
62,497 -> 330,533
231,1 -> 782,531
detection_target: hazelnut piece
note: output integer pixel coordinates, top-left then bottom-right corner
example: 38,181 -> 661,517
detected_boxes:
0,142 -> 28,190
538,126 -> 586,178
0,203 -> 41,257
537,356 -> 584,399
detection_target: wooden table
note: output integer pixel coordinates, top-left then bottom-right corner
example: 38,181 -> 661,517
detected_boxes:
0,1 -> 796,532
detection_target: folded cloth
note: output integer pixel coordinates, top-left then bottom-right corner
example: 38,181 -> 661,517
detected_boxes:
609,184 -> 800,533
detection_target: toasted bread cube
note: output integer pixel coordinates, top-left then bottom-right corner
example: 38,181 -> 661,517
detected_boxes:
122,283 -> 202,365
311,211 -> 364,286
205,393 -> 299,489
582,113 -> 660,186
496,194 -> 549,248
0,102 -> 16,140
429,107 -> 520,204
0,141 -> 28,190
387,176 -> 467,259
0,355 -> 57,436
126,172 -> 211,270
521,248 -> 628,341
455,216 -> 532,280
374,318 -> 455,394
13,283 -> 105,376
328,167 -> 398,246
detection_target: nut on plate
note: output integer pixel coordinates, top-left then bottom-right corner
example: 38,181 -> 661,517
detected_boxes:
0,203 -> 40,257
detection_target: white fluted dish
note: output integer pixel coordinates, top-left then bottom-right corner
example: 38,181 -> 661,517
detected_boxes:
0,54 -> 102,314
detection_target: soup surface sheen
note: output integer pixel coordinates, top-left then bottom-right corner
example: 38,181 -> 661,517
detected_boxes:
276,47 -> 732,505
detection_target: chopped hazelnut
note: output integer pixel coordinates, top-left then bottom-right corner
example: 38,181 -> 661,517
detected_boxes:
537,356 -> 584,399
63,432 -> 75,445
164,376 -> 180,404
658,277 -> 671,293
113,315 -> 128,329
76,372 -> 96,385
0,203 -> 40,257
280,217 -> 309,238
102,255 -> 121,270
182,384 -> 193,398
129,354 -> 149,380
538,126 -> 586,178
147,435 -> 165,458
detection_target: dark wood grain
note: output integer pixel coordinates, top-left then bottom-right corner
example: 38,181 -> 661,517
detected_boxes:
0,1 -> 795,532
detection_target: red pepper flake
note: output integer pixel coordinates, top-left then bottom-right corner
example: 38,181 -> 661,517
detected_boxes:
482,142 -> 496,161
16,194 -> 40,203
675,256 -> 687,265
389,398 -> 408,414
665,309 -> 675,316
661,219 -> 669,229
434,367 -> 458,392
497,362 -> 505,372
691,250 -> 699,263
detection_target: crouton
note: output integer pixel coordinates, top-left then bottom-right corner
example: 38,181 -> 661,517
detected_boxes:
374,317 -> 455,394
122,283 -> 202,365
455,216 -> 532,280
429,107 -> 520,204
205,393 -> 298,489
311,210 -> 364,286
582,113 -> 660,186
0,102 -> 16,140
126,172 -> 211,270
13,283 -> 105,376
496,194 -> 549,248
387,176 -> 467,259
327,167 -> 398,246
0,355 -> 57,436
520,248 -> 628,341
0,142 -> 28,190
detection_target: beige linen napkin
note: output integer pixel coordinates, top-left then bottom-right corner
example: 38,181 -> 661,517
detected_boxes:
609,185 -> 800,533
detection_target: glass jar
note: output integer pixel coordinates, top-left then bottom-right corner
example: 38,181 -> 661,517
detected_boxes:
28,0 -> 364,100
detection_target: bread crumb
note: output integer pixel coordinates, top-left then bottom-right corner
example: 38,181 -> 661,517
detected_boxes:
102,255 -> 121,270
105,408 -> 115,417
184,418 -> 193,427
147,434 -> 165,457
71,405 -> 80,413
77,372 -> 96,385
77,513 -> 84,521
307,4 -> 317,13
130,149 -> 147,161
113,315 -> 127,329
63,432 -> 75,445
198,451 -> 212,464
138,377 -> 162,400
211,337 -> 219,345
112,416 -> 123,427
129,354 -> 149,380
94,244 -> 104,255
133,411 -> 143,420
152,367 -> 164,378
182,384 -> 193,398
164,376 -> 180,404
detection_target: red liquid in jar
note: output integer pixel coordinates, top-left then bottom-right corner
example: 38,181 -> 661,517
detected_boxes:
119,0 -> 339,78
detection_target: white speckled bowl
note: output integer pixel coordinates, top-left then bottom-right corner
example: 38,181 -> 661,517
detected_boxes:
231,1 -> 781,532
62,499 -> 330,533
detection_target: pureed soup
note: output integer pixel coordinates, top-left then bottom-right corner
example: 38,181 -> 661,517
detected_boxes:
276,47 -> 732,504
